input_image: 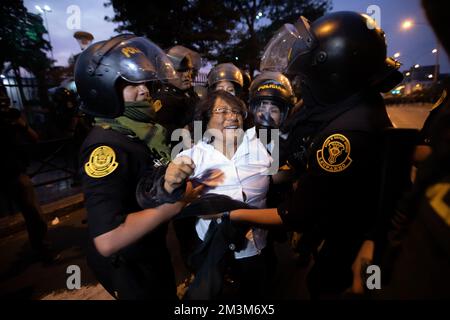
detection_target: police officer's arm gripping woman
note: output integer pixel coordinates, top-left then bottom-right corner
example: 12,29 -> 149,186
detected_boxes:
74,34 -> 193,299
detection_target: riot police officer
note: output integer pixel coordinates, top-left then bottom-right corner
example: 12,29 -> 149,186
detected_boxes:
207,63 -> 244,97
351,0 -> 450,298
152,45 -> 200,141
248,71 -> 295,193
226,11 -> 404,298
249,71 -> 294,149
75,34 -> 184,299
248,71 -> 318,268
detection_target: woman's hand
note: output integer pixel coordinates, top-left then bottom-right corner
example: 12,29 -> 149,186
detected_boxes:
164,156 -> 195,194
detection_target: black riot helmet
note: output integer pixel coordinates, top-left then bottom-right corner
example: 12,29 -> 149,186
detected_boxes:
242,70 -> 252,92
261,12 -> 402,103
74,34 -> 176,118
52,87 -> 77,104
51,87 -> 78,114
166,45 -> 201,72
207,63 -> 244,96
249,71 -> 295,129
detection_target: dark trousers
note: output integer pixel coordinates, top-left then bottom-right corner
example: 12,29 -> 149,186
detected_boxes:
229,247 -> 274,299
306,240 -> 360,299
3,173 -> 47,251
88,247 -> 178,300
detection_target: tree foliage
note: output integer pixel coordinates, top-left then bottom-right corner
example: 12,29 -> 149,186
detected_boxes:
0,0 -> 52,73
0,0 -> 53,104
105,0 -> 239,56
220,0 -> 332,73
106,0 -> 332,74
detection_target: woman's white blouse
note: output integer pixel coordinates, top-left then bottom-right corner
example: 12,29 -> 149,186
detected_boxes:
176,127 -> 273,259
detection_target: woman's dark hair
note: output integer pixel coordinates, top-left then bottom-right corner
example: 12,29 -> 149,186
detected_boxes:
190,90 -> 250,141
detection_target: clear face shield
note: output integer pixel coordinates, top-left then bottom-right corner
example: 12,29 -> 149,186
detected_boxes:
252,100 -> 286,129
166,46 -> 201,90
260,16 -> 317,74
113,37 -> 177,84
167,45 -> 201,72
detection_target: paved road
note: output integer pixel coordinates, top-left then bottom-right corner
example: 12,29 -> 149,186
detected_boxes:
0,103 -> 432,300
0,208 -> 112,299
0,207 -> 308,300
386,103 -> 432,129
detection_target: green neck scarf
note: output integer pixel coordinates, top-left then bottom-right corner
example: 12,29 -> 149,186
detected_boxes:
95,101 -> 171,163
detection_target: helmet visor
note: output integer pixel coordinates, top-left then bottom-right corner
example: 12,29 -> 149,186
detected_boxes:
113,37 -> 177,83
251,100 -> 286,128
167,45 -> 202,71
260,16 -> 317,73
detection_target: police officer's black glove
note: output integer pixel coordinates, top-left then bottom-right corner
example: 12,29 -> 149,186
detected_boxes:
176,193 -> 253,219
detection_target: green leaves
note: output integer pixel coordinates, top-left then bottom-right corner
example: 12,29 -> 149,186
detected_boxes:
0,0 -> 52,72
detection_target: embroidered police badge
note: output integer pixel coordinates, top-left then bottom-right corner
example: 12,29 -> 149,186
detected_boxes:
316,134 -> 352,173
85,146 -> 119,178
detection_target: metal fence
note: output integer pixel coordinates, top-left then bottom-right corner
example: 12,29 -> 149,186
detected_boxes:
193,72 -> 208,86
1,66 -> 40,109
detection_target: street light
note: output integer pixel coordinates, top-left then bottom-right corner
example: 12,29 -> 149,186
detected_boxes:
432,46 -> 440,81
393,52 -> 401,58
35,4 -> 54,61
414,64 -> 420,69
401,19 -> 414,30
401,19 -> 439,84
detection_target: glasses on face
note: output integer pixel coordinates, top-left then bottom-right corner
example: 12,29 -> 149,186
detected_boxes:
211,107 -> 247,119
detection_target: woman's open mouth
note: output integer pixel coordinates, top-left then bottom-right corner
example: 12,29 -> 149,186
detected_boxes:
224,125 -> 238,129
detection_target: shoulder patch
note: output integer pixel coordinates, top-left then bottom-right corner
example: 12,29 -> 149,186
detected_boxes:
316,134 -> 352,173
84,145 -> 119,178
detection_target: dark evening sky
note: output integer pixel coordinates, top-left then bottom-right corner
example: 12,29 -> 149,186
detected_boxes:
24,0 -> 449,73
